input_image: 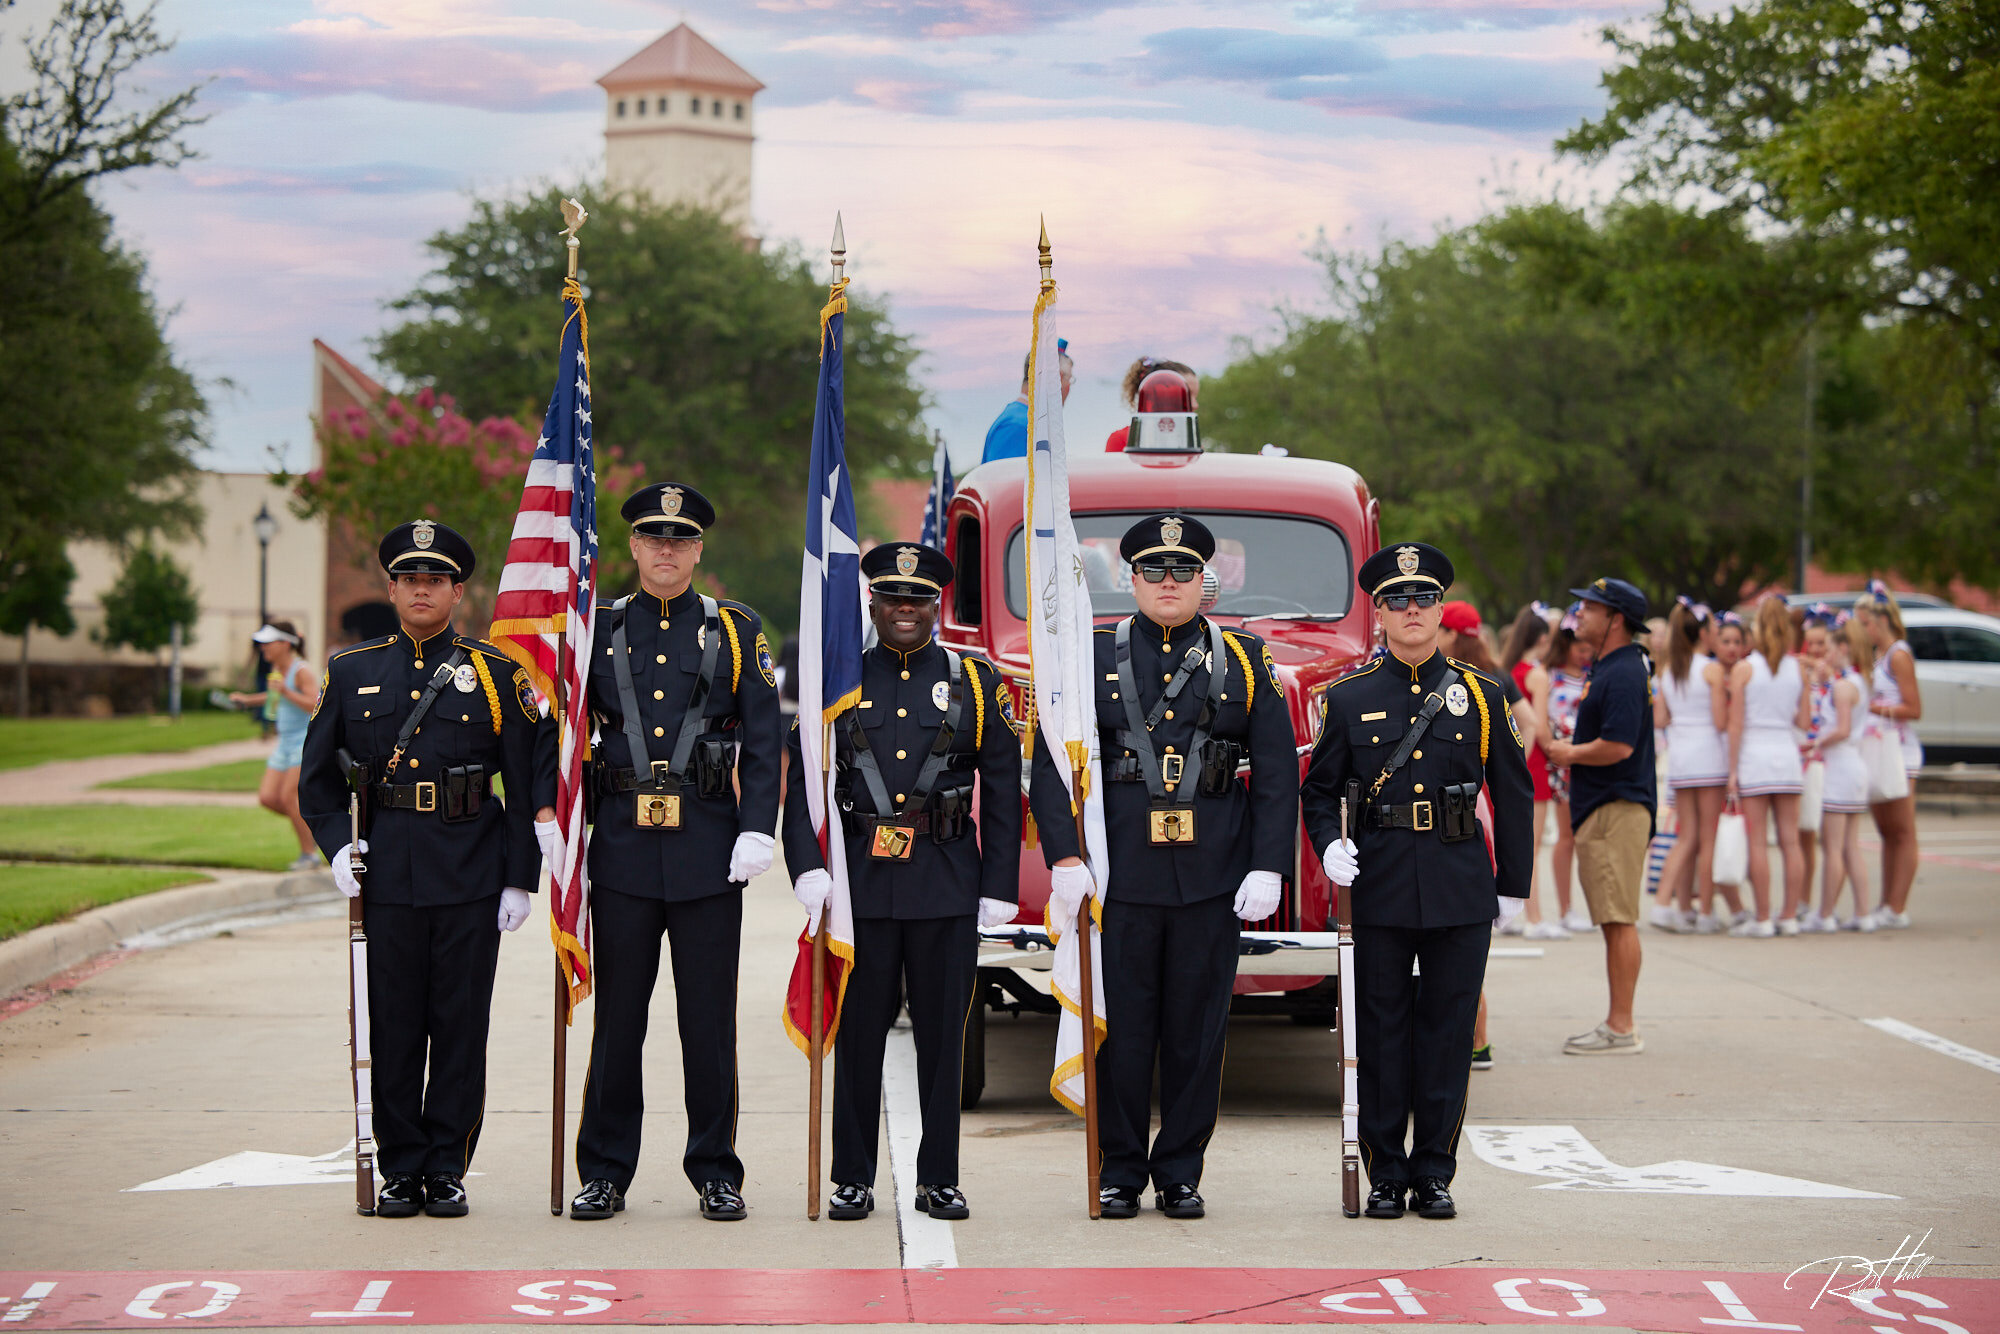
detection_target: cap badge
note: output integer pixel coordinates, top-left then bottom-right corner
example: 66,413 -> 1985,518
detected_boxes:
896,546 -> 920,578
660,488 -> 684,518
412,520 -> 436,550
1395,545 -> 1419,576
1161,518 -> 1184,547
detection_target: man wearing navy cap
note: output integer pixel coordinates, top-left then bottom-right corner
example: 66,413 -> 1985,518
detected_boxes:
1301,541 -> 1533,1220
784,541 -> 1020,1222
567,483 -> 783,1224
1545,577 -> 1654,1057
1029,513 -> 1298,1220
300,519 -> 558,1219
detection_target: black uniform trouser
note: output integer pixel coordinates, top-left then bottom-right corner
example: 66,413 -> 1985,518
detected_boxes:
832,913 -> 977,1188
362,895 -> 502,1179
1098,893 -> 1240,1191
1354,920 -> 1489,1186
576,884 -> 744,1192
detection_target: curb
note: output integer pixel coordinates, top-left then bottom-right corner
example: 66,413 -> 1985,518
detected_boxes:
0,868 -> 340,999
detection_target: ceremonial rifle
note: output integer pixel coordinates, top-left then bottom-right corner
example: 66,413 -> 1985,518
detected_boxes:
1337,779 -> 1361,1218
338,747 -> 377,1215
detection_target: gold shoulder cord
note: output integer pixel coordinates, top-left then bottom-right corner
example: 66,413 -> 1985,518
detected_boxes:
966,659 -> 986,749
1469,672 -> 1491,764
1223,632 -> 1255,710
471,650 -> 503,735
721,608 -> 743,692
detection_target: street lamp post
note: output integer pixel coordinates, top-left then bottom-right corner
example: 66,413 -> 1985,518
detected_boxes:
254,502 -> 278,624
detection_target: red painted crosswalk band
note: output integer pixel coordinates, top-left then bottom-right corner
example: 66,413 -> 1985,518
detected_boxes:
0,1268 -> 1991,1329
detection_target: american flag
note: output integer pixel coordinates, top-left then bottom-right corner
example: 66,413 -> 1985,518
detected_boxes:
782,279 -> 863,1054
489,280 -> 597,1017
918,429 -> 954,549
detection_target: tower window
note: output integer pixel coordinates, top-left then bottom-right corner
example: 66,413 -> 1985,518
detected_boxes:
689,96 -> 700,114
615,100 -> 626,118
712,99 -> 722,116
636,97 -> 645,115
733,102 -> 744,120
657,96 -> 667,114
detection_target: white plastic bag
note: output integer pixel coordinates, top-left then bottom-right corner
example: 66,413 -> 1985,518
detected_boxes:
1860,728 -> 1910,804
1798,760 -> 1825,833
1713,808 -> 1749,887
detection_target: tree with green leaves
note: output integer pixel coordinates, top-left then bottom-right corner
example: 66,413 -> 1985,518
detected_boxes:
97,543 -> 197,707
374,185 -> 930,627
0,538 -> 78,716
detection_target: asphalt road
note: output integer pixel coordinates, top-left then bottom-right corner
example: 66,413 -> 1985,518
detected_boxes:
2,810 -> 1995,1328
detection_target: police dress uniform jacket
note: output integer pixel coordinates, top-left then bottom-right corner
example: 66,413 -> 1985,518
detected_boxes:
300,625 -> 555,902
1301,650 -> 1534,927
780,639 -> 1022,919
1029,614 -> 1297,903
584,587 -> 782,896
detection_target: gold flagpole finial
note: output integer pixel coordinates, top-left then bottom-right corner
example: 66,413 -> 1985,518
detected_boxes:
1037,215 -> 1053,290
830,212 -> 847,287
561,198 -> 589,280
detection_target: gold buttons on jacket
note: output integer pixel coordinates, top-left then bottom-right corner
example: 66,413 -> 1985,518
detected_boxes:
1413,750 -> 1423,760
410,690 -> 420,700
462,714 -> 470,722
1411,684 -> 1421,694
1371,736 -> 1379,743
1414,783 -> 1424,793
895,749 -> 907,760
657,654 -> 667,664
1163,745 -> 1177,754
363,710 -> 372,719
654,689 -> 664,700
896,793 -> 906,803
414,660 -> 424,670
1165,710 -> 1175,720
660,619 -> 670,630
409,757 -> 420,768
1163,672 -> 1173,682
897,708 -> 907,718
1456,732 -> 1464,740
901,670 -> 910,680
654,726 -> 665,737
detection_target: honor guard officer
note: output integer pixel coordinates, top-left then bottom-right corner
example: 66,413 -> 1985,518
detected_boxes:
1028,514 -> 1298,1221
568,483 -> 783,1224
783,542 -> 1021,1223
1301,542 -> 1532,1221
300,520 -> 557,1220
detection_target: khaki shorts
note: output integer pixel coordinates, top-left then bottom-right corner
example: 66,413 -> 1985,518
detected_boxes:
1576,801 -> 1651,926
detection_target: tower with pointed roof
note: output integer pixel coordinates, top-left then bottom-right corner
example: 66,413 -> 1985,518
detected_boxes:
599,23 -> 763,227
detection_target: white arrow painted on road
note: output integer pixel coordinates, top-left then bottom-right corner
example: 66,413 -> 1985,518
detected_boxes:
1466,1125 -> 1896,1198
127,1142 -> 360,1192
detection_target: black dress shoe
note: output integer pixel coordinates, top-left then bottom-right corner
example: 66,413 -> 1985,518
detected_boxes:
828,1183 -> 874,1221
699,1179 -> 746,1221
1411,1176 -> 1456,1219
423,1173 -> 468,1218
914,1184 -> 969,1220
375,1174 -> 424,1218
1097,1184 -> 1141,1219
1155,1183 -> 1205,1219
1364,1180 -> 1407,1219
570,1178 -> 624,1220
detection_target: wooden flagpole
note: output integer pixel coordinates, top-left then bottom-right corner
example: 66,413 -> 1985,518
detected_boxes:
808,720 -> 833,1220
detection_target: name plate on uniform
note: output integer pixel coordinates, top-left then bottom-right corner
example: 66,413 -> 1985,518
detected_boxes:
636,792 -> 681,829
1148,807 -> 1198,846
869,822 -> 917,861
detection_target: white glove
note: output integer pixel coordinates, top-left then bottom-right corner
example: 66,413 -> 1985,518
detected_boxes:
794,867 -> 833,936
1492,895 -> 1527,932
331,840 -> 369,899
1321,837 -> 1359,888
728,831 -> 776,884
1048,862 -> 1095,927
497,887 -> 532,932
978,897 -> 1018,929
1233,869 -> 1284,922
534,817 -> 559,870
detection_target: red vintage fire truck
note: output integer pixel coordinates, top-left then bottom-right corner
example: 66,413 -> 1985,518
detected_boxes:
938,424 -> 1381,1104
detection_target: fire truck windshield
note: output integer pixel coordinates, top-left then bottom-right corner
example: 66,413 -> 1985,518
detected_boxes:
1003,511 -> 1354,622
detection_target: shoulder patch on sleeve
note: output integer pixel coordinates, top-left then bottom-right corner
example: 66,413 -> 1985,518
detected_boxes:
755,631 -> 777,688
1261,644 -> 1285,699
1508,699 -> 1525,748
513,667 -> 541,722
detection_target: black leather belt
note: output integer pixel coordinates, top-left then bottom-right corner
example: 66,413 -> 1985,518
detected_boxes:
374,775 -> 489,812
851,810 -> 942,833
599,763 -> 680,795
1369,800 -> 1434,832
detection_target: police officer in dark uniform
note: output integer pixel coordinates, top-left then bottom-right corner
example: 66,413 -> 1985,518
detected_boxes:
1028,514 -> 1298,1221
783,542 -> 1020,1222
567,483 -> 783,1224
1301,542 -> 1532,1220
300,520 -> 557,1219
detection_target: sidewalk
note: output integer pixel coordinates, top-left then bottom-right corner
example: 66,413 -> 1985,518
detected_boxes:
0,738 -> 271,807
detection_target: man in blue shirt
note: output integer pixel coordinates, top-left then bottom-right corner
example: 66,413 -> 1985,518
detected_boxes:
1546,577 -> 1655,1056
979,339 -> 1071,464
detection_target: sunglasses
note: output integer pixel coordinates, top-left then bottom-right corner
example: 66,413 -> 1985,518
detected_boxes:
1136,566 -> 1200,584
1378,592 -> 1442,611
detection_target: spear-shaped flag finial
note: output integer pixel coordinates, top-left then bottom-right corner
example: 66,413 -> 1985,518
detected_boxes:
831,212 -> 847,286
1038,214 -> 1054,292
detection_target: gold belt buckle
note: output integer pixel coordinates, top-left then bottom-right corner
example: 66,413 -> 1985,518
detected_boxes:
636,792 -> 681,829
1412,800 -> 1433,832
869,822 -> 916,861
650,760 -> 674,786
414,781 -> 436,813
1149,807 -> 1197,845
1160,753 -> 1185,787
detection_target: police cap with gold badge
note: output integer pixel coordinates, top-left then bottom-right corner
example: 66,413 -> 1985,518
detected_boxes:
862,541 -> 952,599
621,482 -> 715,539
378,519 -> 476,581
1118,513 -> 1215,568
1357,541 -> 1453,601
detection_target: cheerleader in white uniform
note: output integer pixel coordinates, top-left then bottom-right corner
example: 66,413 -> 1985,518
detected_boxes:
1809,623 -> 1873,931
1855,582 -> 1923,929
1726,599 -> 1814,935
1651,599 -> 1729,932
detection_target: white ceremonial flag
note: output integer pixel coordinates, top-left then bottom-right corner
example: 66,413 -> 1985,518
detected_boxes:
1025,272 -> 1109,1116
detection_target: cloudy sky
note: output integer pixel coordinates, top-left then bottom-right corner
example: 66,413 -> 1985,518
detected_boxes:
5,0 -> 1648,475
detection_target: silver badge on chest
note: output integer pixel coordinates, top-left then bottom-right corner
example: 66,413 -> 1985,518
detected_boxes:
932,680 -> 951,711
454,663 -> 479,694
1445,682 -> 1470,717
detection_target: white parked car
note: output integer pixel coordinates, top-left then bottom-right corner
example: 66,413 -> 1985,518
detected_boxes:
1900,608 -> 2000,763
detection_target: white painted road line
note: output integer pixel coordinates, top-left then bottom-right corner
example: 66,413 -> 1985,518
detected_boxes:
1465,1125 -> 1896,1197
1864,1017 -> 2000,1076
881,1025 -> 957,1270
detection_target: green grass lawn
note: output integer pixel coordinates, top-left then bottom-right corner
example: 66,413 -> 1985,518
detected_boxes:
0,805 -> 300,870
0,864 -> 212,940
99,758 -> 268,792
0,714 -> 256,772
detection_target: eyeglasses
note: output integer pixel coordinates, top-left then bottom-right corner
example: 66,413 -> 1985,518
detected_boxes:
634,534 -> 699,554
1136,566 -> 1200,584
1378,592 -> 1442,611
